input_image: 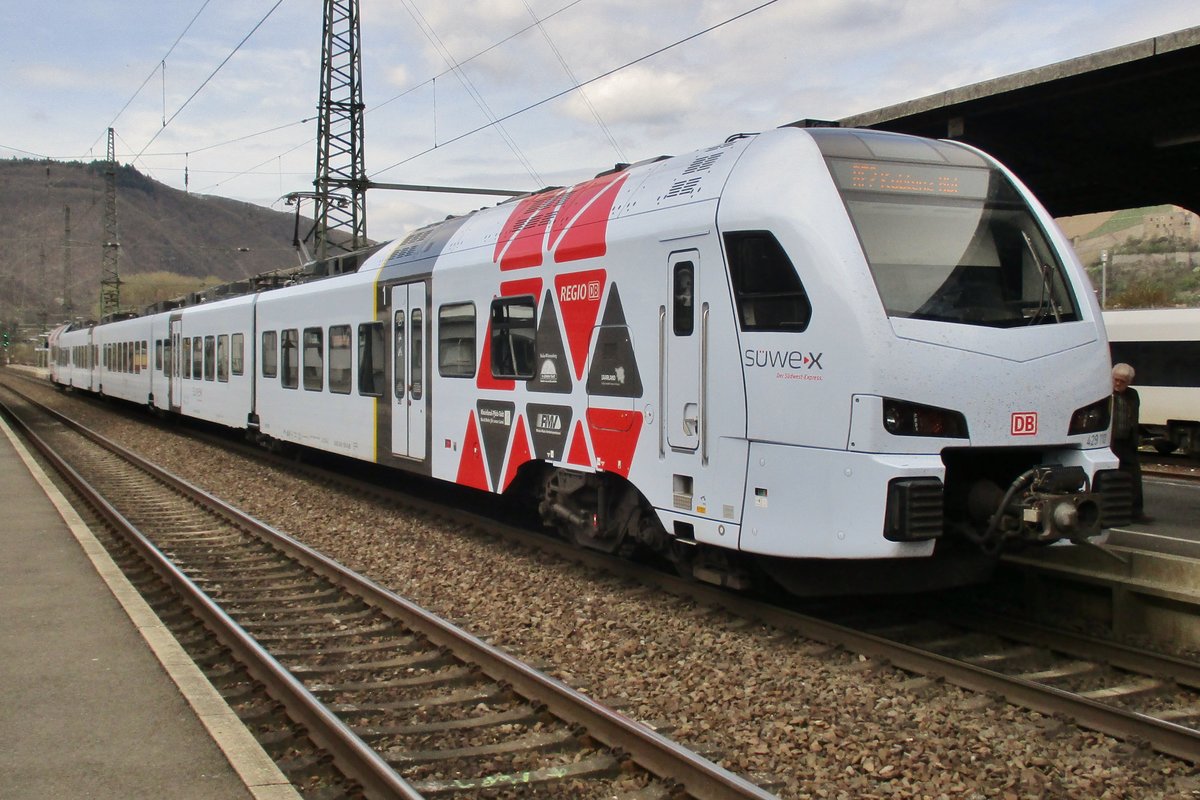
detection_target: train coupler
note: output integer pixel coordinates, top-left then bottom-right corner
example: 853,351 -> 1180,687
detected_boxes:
970,465 -> 1103,553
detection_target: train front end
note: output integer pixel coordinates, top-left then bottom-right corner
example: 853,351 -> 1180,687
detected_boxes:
721,127 -> 1130,594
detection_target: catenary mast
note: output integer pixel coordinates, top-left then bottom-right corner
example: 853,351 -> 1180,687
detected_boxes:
312,0 -> 367,261
99,128 -> 121,319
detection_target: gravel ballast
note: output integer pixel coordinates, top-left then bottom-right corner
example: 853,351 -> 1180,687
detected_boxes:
16,379 -> 1200,799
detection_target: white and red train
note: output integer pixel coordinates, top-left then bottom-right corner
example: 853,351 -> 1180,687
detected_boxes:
49,125 -> 1132,594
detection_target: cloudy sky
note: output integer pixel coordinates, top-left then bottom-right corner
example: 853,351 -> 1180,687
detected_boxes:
5,0 -> 1198,243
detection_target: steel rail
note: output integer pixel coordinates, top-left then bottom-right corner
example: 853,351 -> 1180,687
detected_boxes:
931,608 -> 1200,691
2,386 -> 777,800
1,396 -> 424,800
692,592 -> 1200,764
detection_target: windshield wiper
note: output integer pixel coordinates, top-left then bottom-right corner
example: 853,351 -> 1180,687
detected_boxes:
1021,231 -> 1061,325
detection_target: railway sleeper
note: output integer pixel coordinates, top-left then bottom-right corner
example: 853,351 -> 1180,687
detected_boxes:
409,752 -> 624,796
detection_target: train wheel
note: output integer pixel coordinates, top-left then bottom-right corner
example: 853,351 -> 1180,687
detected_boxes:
539,469 -> 636,557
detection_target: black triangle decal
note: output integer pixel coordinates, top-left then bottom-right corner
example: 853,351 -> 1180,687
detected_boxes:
476,400 -> 515,492
526,289 -> 572,394
526,403 -> 573,461
586,284 -> 643,398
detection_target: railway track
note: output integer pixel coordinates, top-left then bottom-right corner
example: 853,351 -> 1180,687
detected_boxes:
1142,453 -> 1200,483
0,384 -> 776,800
819,598 -> 1200,761
7,371 -> 1200,789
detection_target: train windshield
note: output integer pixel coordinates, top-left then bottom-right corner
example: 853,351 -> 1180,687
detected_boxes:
826,157 -> 1079,328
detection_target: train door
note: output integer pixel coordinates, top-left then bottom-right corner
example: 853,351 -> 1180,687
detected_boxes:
665,250 -> 701,452
169,315 -> 183,413
391,282 -> 428,461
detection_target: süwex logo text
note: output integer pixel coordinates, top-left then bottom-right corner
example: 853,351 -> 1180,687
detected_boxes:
744,349 -> 824,381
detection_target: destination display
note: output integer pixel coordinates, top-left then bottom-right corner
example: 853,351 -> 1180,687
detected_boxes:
828,158 -> 992,200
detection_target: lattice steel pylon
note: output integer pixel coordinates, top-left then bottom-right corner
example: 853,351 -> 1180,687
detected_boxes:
62,204 -> 73,316
313,0 -> 367,261
99,127 -> 122,319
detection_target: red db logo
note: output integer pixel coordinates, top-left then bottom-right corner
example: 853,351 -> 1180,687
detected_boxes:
1011,412 -> 1038,436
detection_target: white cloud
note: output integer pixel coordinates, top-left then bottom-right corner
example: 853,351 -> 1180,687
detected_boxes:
5,0 -> 1197,243
561,66 -> 699,127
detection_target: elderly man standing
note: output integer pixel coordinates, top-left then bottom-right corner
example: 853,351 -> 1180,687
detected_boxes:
1112,363 -> 1153,524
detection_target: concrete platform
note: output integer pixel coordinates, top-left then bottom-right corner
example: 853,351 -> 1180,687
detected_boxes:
0,414 -> 300,799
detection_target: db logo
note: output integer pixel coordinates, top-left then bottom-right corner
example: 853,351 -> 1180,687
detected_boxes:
1011,412 -> 1038,436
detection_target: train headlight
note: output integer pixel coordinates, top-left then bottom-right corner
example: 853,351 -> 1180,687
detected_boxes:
882,399 -> 969,438
1068,397 -> 1111,435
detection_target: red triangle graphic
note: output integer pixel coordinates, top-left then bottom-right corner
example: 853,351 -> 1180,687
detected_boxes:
549,172 -> 627,263
455,411 -> 490,491
500,277 -> 543,298
552,173 -> 628,263
586,408 -> 643,478
501,414 -> 533,492
566,419 -> 592,467
493,190 -> 565,270
555,269 -> 606,381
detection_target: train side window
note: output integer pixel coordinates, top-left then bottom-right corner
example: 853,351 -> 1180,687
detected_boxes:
357,322 -> 385,397
163,338 -> 172,377
303,327 -> 323,391
394,311 -> 406,399
204,336 -> 216,381
489,296 -> 536,379
217,334 -> 229,382
192,337 -> 204,379
181,338 -> 191,378
438,302 -> 476,378
1110,340 -> 1200,388
231,333 -> 244,376
673,262 -> 695,336
262,331 -> 278,378
142,340 -> 148,372
328,325 -> 352,394
281,329 -> 298,389
155,340 -> 163,371
410,310 -> 423,400
724,230 -> 812,332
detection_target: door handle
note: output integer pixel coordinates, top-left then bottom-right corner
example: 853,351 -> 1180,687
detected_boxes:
682,402 -> 699,435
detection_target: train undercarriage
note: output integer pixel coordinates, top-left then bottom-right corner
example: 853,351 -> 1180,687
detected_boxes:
532,451 -> 1133,597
